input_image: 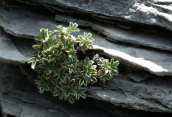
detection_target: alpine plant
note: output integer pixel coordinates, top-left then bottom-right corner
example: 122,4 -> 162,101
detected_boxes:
28,22 -> 119,104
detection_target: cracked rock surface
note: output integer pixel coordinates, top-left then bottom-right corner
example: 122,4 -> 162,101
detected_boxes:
88,74 -> 172,112
55,13 -> 172,52
27,0 -> 172,31
0,64 -> 172,117
1,6 -> 172,76
1,0 -> 172,116
0,27 -> 26,64
0,64 -> 113,117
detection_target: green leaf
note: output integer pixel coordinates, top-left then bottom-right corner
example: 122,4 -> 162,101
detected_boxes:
54,42 -> 63,55
68,22 -> 79,33
33,45 -> 42,51
60,77 -> 75,87
100,74 -> 111,83
61,86 -> 75,98
48,35 -> 58,47
48,30 -> 57,37
54,87 -> 64,100
76,32 -> 94,51
37,80 -> 49,93
34,36 -> 42,41
40,28 -> 45,39
43,72 -> 51,80
110,59 -> 119,69
31,51 -> 39,56
75,89 -> 86,100
27,57 -> 39,69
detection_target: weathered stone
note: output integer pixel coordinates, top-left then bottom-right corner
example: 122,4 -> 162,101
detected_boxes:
1,63 -> 172,115
0,6 -> 57,39
31,0 -> 172,31
0,93 -> 68,117
0,27 -> 26,64
55,13 -> 172,52
15,0 -> 41,6
0,64 -> 125,117
11,36 -> 35,60
88,74 -> 172,113
127,71 -> 152,82
92,33 -> 172,76
1,6 -> 172,76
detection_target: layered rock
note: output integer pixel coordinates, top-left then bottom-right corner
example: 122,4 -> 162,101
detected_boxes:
0,27 -> 26,64
25,0 -> 172,31
88,74 -> 172,112
0,63 -> 171,117
1,0 -> 172,116
55,13 -> 172,52
1,6 -> 172,76
0,64 -> 113,117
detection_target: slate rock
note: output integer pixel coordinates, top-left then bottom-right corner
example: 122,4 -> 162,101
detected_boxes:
55,13 -> 172,52
127,71 -> 152,82
1,63 -> 172,115
11,36 -> 35,60
0,6 -> 57,39
1,6 -> 172,76
0,64 -> 113,117
33,0 -> 172,31
88,74 -> 172,112
0,27 -> 26,64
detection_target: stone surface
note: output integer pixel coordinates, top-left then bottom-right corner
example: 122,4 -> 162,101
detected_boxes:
1,6 -> 172,76
11,36 -> 35,60
1,63 -> 172,116
1,1 -> 172,116
55,13 -> 172,52
0,27 -> 26,64
32,0 -> 172,31
127,71 -> 152,82
0,64 -> 113,117
15,0 -> 41,6
0,6 -> 57,39
88,74 -> 172,113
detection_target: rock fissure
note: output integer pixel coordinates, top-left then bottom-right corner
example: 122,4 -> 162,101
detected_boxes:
3,92 -> 72,117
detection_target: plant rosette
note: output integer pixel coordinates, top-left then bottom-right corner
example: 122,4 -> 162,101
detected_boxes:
28,22 -> 119,104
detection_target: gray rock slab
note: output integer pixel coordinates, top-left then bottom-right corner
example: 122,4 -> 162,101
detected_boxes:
11,36 -> 35,60
1,6 -> 172,76
127,71 -> 152,82
0,27 -> 26,64
0,63 -> 117,117
15,0 -> 41,6
88,74 -> 172,112
55,13 -> 172,52
91,32 -> 172,76
0,93 -> 68,117
1,63 -> 172,114
32,0 -> 172,31
0,6 -> 57,39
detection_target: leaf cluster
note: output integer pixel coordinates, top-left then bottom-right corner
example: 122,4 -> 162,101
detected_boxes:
28,22 -> 119,104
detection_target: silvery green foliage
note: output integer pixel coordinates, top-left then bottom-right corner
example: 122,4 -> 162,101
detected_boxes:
28,22 -> 119,104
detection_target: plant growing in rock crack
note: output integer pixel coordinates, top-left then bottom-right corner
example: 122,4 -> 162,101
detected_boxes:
28,22 -> 119,104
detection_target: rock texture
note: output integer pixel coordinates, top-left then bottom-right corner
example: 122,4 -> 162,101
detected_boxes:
31,0 -> 172,31
0,63 -> 171,117
0,27 -> 26,64
0,64 -> 113,117
127,71 -> 152,82
0,6 -> 57,39
55,13 -> 172,52
1,0 -> 172,116
1,6 -> 172,76
88,74 -> 172,112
